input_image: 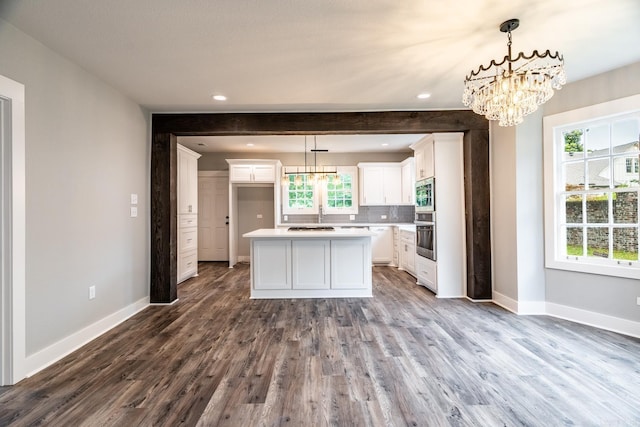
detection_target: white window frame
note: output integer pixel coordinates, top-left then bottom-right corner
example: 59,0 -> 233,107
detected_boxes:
322,166 -> 359,215
543,94 -> 640,279
282,167 -> 320,215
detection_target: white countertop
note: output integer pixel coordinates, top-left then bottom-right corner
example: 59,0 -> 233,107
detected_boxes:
243,228 -> 375,238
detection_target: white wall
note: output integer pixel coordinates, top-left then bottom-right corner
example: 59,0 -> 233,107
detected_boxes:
514,111 -> 546,304
542,62 -> 640,322
492,61 -> 640,325
0,19 -> 149,359
490,124 -> 518,300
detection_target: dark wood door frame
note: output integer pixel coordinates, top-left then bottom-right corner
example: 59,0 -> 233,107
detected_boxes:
151,111 -> 491,303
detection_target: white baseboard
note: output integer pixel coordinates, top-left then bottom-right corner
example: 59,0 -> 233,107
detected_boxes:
492,291 -> 546,315
546,302 -> 640,339
25,297 -> 149,377
492,291 -> 518,313
492,291 -> 640,338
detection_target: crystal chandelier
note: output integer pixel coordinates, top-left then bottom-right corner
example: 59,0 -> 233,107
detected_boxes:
462,18 -> 566,127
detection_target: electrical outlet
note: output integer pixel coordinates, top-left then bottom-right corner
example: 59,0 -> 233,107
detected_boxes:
130,193 -> 138,205
257,214 -> 263,219
381,214 -> 387,219
89,286 -> 96,300
637,296 -> 640,306
130,207 -> 138,217
284,215 -> 288,221
349,214 -> 355,220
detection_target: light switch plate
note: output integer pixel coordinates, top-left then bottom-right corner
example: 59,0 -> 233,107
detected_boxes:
257,214 -> 263,219
130,193 -> 138,205
130,207 -> 138,217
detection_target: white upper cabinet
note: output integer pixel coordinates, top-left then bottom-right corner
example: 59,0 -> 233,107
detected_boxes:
401,157 -> 415,205
411,136 -> 434,180
177,144 -> 201,214
358,163 -> 403,205
228,160 -> 278,183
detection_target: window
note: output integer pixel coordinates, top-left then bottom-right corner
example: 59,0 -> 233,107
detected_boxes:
282,166 -> 358,215
543,94 -> 640,279
282,170 -> 319,214
322,166 -> 358,214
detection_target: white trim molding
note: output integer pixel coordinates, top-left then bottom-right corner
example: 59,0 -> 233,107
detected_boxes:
25,297 -> 149,377
492,291 -> 547,315
493,291 -> 640,338
546,302 -> 640,339
0,74 -> 26,385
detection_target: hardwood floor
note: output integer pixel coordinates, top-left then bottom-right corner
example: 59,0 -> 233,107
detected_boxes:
1,262 -> 639,426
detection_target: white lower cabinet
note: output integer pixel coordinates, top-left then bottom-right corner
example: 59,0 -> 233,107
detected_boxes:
416,255 -> 437,292
370,226 -> 393,264
249,236 -> 372,298
331,239 -> 370,289
178,250 -> 198,281
252,240 -> 292,290
399,229 -> 416,276
292,240 -> 330,289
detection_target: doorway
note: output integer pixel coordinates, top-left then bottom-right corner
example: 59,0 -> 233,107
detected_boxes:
236,186 -> 275,262
0,74 -> 26,385
198,172 -> 229,261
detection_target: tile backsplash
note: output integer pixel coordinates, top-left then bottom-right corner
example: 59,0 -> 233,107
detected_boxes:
283,205 -> 415,224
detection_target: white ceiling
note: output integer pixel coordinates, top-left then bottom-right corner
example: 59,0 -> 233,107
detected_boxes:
178,134 -> 426,153
1,0 -> 639,151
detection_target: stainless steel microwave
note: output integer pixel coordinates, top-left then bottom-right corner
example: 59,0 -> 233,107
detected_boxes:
415,177 -> 434,212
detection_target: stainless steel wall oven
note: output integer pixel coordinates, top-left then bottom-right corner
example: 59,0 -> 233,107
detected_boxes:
415,212 -> 435,260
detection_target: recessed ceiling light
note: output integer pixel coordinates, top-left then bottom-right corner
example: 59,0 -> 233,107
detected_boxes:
246,143 -> 254,147
417,93 -> 431,99
212,94 -> 227,101
382,143 -> 389,146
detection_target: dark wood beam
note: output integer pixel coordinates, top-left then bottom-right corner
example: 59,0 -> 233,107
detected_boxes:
150,111 -> 492,303
150,132 -> 177,303
151,110 -> 489,135
463,130 -> 492,299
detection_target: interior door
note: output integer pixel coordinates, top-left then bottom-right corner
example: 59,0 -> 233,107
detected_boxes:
198,175 -> 229,261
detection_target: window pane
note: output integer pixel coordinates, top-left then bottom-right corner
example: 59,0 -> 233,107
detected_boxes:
613,191 -> 638,224
586,193 -> 609,223
586,158 -> 610,189
564,194 -> 583,223
585,124 -> 610,157
613,227 -> 639,261
563,129 -> 584,159
563,161 -> 584,191
612,118 -> 640,154
587,227 -> 609,258
614,155 -> 640,188
566,227 -> 584,256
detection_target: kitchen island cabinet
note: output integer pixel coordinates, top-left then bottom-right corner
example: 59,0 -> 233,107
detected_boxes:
243,228 -> 374,298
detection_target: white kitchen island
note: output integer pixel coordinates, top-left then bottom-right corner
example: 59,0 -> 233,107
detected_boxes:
242,227 -> 374,299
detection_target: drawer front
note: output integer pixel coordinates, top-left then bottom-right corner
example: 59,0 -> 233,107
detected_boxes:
416,256 -> 436,288
179,228 -> 198,251
178,250 -> 198,280
179,214 -> 197,228
400,229 -> 416,242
